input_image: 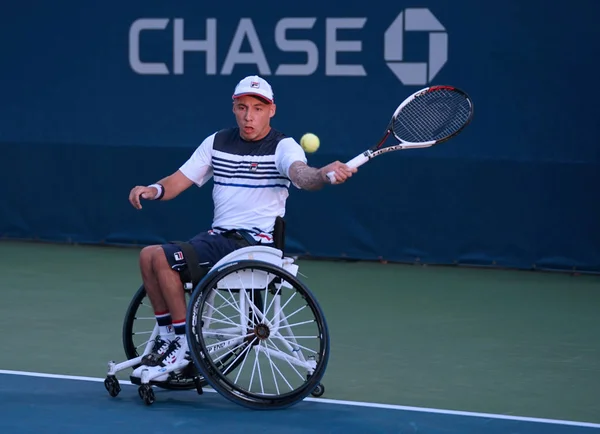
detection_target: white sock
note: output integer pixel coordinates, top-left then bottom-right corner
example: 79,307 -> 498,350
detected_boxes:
159,325 -> 175,340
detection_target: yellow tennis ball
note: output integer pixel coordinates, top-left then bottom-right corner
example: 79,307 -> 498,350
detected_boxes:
300,133 -> 320,153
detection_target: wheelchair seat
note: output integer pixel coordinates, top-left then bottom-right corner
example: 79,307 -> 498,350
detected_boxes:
179,216 -> 290,291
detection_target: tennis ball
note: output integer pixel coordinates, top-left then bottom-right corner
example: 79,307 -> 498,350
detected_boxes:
300,133 -> 320,153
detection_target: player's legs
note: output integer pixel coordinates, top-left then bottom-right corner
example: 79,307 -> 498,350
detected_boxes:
151,249 -> 187,335
139,245 -> 175,342
139,246 -> 169,314
133,232 -> 248,380
138,249 -> 189,375
152,251 -> 187,321
133,246 -> 178,370
158,232 -> 244,331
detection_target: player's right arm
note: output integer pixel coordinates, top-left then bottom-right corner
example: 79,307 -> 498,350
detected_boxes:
129,133 -> 215,210
129,171 -> 195,210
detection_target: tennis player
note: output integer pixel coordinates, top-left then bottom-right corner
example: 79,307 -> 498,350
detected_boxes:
127,75 -> 356,381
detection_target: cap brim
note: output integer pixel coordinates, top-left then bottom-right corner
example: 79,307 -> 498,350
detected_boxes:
232,92 -> 273,104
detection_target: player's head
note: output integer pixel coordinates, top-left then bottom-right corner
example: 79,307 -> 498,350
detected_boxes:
232,75 -> 276,141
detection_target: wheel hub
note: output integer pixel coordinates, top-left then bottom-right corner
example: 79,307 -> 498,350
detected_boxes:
253,323 -> 271,340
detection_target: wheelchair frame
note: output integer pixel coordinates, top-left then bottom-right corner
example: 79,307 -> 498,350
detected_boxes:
104,223 -> 329,409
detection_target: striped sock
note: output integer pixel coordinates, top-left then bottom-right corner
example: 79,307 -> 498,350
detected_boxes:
172,319 -> 186,336
155,311 -> 173,336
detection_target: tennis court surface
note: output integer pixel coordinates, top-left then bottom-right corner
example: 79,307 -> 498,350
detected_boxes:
1,370 -> 598,433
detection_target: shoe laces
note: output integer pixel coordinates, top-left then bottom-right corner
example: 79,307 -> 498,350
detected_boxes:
152,336 -> 170,355
162,337 -> 186,365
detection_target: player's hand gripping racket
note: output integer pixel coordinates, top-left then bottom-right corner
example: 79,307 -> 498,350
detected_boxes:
327,85 -> 474,183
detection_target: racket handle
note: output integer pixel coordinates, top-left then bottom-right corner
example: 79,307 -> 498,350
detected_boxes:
346,153 -> 370,169
326,152 -> 370,184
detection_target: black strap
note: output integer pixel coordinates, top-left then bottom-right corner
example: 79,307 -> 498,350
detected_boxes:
174,242 -> 204,285
273,217 -> 285,251
220,230 -> 258,248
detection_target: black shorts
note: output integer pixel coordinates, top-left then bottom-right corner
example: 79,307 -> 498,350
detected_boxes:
161,231 -> 240,271
161,231 -> 273,271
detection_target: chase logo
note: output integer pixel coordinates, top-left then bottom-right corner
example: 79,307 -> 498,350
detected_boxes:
128,8 -> 448,86
384,8 -> 448,85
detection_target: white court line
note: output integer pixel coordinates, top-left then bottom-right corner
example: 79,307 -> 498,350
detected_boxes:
1,369 -> 599,429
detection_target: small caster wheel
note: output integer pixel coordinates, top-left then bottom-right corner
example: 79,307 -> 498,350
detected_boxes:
138,384 -> 155,405
311,383 -> 325,397
104,375 -> 121,397
193,376 -> 204,395
144,388 -> 155,405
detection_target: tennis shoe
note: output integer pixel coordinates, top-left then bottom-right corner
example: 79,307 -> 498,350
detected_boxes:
140,334 -> 174,366
134,336 -> 190,383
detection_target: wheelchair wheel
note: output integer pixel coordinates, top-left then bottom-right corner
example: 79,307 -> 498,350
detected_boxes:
186,260 -> 330,410
122,285 -> 198,390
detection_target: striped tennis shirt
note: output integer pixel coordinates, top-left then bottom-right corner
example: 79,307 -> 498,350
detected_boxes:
179,127 -> 307,242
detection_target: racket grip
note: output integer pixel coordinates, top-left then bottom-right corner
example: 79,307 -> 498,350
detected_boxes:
326,152 -> 370,184
345,153 -> 370,169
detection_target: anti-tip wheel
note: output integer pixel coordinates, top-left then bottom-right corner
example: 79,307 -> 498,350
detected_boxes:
138,384 -> 155,405
310,383 -> 325,398
104,375 -> 121,397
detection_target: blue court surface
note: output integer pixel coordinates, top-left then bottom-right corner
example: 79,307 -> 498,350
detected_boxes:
1,371 -> 598,433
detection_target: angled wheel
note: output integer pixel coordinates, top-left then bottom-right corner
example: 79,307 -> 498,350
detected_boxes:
187,260 -> 330,410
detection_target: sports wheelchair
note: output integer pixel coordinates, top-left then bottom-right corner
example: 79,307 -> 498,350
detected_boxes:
104,217 -> 329,409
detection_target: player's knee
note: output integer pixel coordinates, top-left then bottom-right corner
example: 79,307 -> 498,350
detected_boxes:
150,246 -> 171,272
140,245 -> 161,271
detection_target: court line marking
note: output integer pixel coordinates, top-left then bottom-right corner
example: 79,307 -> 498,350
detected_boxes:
1,369 -> 598,429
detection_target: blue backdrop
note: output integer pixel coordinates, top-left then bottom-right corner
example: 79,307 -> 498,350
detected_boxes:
1,0 -> 599,272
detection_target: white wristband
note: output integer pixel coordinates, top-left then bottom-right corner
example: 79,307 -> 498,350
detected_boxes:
147,183 -> 163,200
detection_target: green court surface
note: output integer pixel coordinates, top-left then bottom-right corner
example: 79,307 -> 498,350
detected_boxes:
1,240 -> 599,424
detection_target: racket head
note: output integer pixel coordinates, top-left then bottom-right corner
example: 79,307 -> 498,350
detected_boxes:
390,85 -> 474,146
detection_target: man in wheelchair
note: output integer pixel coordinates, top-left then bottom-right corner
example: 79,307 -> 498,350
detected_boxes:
126,75 -> 356,383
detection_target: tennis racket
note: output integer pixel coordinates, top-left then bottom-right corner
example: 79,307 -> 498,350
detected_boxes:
327,85 -> 474,183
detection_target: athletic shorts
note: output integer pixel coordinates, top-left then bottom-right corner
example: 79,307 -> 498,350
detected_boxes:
161,231 -> 273,271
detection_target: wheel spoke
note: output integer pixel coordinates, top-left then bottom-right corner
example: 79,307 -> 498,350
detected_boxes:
187,261 -> 329,409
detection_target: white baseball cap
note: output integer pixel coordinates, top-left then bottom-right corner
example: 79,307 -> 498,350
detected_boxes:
232,75 -> 274,104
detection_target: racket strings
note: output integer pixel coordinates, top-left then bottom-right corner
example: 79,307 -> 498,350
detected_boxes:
393,90 -> 471,143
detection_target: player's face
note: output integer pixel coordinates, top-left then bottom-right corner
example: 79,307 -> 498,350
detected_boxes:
232,95 -> 276,141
